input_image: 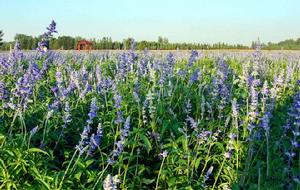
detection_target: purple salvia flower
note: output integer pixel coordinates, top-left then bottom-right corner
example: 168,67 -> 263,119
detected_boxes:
282,84 -> 300,184
109,116 -> 131,164
248,80 -> 259,132
189,68 -> 201,84
252,39 -> 262,77
28,62 -> 41,82
0,81 -> 8,100
204,166 -> 214,181
261,111 -> 271,133
37,20 -> 57,52
103,174 -> 120,190
212,58 -> 230,119
56,69 -> 63,85
261,80 -> 269,111
138,51 -> 149,76
76,98 -> 99,155
87,97 -> 98,124
285,62 -> 293,85
228,133 -> 237,140
30,126 -> 39,136
11,40 -> 24,62
261,80 -> 269,96
87,123 -> 103,155
120,116 -> 130,141
224,151 -> 232,159
185,99 -> 192,115
187,50 -> 198,67
133,79 -> 140,103
48,100 -> 61,111
146,90 -> 156,120
113,92 -> 124,125
197,130 -> 212,143
46,20 -> 57,34
62,101 -> 71,128
186,116 -> 198,131
231,98 -> 239,118
81,65 -> 88,85
114,94 -> 122,109
159,150 -> 168,158
79,82 -> 92,99
178,69 -> 187,77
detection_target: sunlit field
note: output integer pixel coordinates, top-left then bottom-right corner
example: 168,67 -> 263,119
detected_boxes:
1,22 -> 300,190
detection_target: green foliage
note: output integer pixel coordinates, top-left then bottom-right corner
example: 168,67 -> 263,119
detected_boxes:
0,30 -> 3,47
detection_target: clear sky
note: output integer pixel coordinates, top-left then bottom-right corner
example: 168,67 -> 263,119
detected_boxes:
1,0 -> 300,45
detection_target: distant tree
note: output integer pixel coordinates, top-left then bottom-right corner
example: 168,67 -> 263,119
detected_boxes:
0,42 -> 12,51
137,40 -> 148,50
56,36 -> 75,50
123,38 -> 134,50
14,34 -> 36,49
0,30 -> 4,47
297,38 -> 300,45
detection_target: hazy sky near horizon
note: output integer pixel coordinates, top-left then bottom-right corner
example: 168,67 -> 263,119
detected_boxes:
1,0 -> 300,45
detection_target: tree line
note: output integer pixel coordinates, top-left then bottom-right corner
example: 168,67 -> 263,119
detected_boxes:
1,31 -> 300,51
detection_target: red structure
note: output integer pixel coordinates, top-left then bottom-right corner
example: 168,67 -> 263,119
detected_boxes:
76,40 -> 93,51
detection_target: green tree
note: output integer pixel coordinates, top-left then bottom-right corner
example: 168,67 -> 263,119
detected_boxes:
123,38 -> 134,50
14,34 -> 36,49
0,30 -> 4,47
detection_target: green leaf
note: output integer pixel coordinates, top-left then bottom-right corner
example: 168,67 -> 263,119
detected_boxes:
140,134 -> 152,154
1,149 -> 14,157
28,148 -> 49,156
85,159 -> 94,167
30,166 -> 41,178
0,134 -> 5,143
177,135 -> 188,152
36,178 -> 50,190
167,177 -> 176,186
74,172 -> 82,180
195,157 -> 202,170
141,178 -> 155,185
213,142 -> 225,152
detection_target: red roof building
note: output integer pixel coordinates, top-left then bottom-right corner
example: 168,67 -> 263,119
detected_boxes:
77,40 -> 93,51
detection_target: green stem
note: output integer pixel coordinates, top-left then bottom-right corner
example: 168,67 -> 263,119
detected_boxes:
201,143 -> 213,176
42,113 -> 50,145
121,133 -> 139,188
27,135 -> 32,150
155,156 -> 166,190
121,104 -> 142,188
93,164 -> 109,189
190,142 -> 200,179
212,158 -> 226,189
243,98 -> 249,140
58,149 -> 78,189
266,132 -> 270,178
258,166 -> 261,190
8,110 -> 19,136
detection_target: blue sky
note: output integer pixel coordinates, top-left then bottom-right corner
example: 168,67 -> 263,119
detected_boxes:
1,0 -> 300,45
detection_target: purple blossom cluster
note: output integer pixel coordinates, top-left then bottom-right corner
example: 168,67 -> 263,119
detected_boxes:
87,123 -> 103,155
212,58 -> 231,119
187,50 -> 199,67
0,81 -> 8,100
108,116 -> 131,164
76,97 -> 99,155
248,79 -> 260,133
113,92 -> 124,125
37,20 -> 57,52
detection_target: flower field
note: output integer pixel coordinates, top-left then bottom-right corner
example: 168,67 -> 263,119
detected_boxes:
0,22 -> 300,190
